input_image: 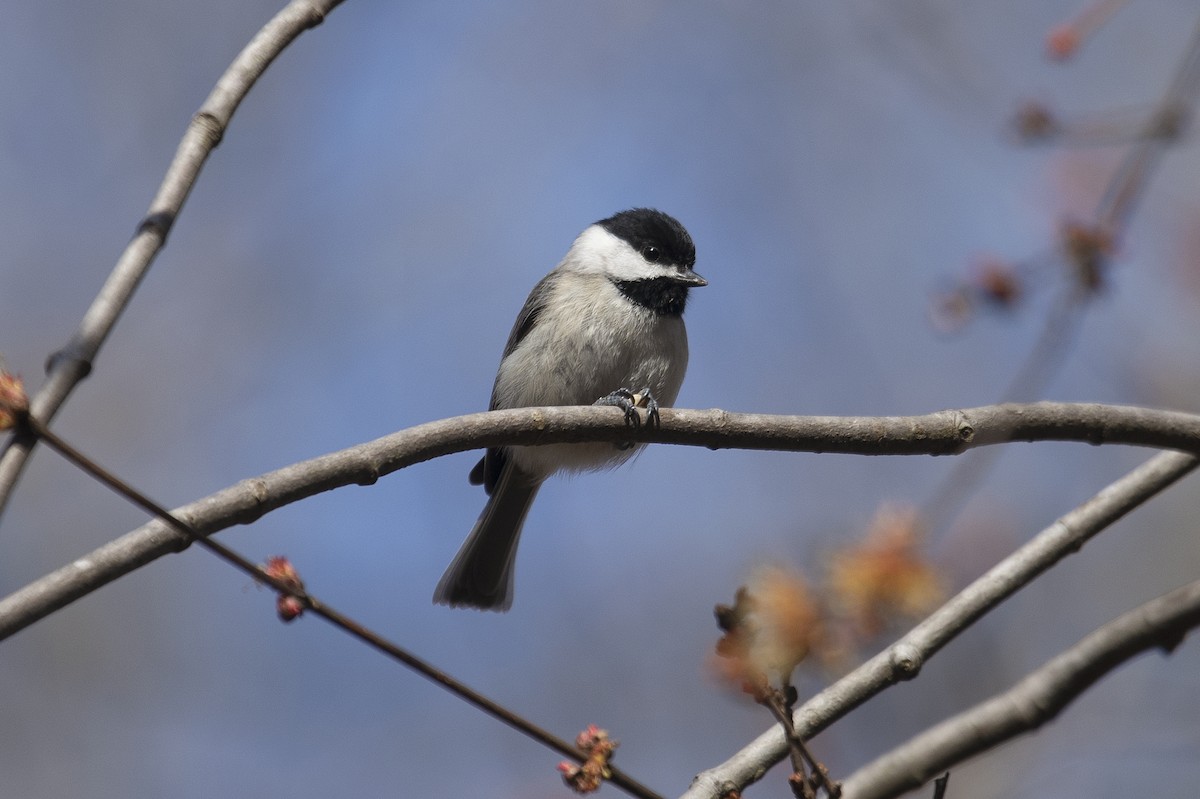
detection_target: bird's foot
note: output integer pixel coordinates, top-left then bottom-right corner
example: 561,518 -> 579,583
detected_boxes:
595,387 -> 660,449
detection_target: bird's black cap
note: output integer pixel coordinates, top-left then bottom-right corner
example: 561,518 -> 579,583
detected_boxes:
597,208 -> 696,269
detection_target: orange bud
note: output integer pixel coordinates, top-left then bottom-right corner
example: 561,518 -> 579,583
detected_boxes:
827,504 -> 943,638
0,370 -> 28,431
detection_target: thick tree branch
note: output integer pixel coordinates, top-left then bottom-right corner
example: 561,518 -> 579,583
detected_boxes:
1,403 -> 1198,642
0,0 -> 348,519
680,448 -> 1198,799
838,579 -> 1200,799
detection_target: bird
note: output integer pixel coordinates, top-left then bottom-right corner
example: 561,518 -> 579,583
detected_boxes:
434,208 -> 706,610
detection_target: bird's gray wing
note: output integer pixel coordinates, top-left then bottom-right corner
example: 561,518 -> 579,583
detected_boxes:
494,271 -> 557,393
470,272 -> 557,493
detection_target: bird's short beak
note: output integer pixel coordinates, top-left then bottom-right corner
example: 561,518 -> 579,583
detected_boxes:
678,270 -> 708,287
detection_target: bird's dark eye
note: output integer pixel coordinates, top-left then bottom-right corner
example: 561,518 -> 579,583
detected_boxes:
642,245 -> 662,263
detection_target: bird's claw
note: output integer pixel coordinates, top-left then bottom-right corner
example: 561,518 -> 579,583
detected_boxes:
640,388 -> 661,427
594,386 -> 661,430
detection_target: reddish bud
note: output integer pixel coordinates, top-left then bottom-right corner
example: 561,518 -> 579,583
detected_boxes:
1014,102 -> 1058,141
1047,0 -> 1129,62
276,594 -> 305,623
263,555 -> 302,588
261,555 -> 307,622
928,289 -> 973,334
558,726 -> 618,794
974,260 -> 1022,307
1061,221 -> 1114,292
1046,25 -> 1079,61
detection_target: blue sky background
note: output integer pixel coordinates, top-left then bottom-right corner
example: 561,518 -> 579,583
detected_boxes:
3,1 -> 1200,796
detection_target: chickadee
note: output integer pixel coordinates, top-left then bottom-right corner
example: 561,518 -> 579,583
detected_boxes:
434,208 -> 706,611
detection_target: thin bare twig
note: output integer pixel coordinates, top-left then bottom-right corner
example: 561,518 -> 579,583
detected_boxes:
679,448 -> 1198,799
758,686 -> 839,799
20,413 -> 663,799
0,0 -> 349,521
838,579 -> 1200,799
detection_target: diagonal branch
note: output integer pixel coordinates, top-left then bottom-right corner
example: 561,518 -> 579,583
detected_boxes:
1,402 -> 1198,642
23,413 -> 664,799
838,579 -> 1200,799
680,448 -> 1198,799
0,0 -> 350,520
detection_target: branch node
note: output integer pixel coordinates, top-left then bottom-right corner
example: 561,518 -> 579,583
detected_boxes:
1157,628 -> 1189,654
889,643 -> 924,679
191,110 -> 226,149
705,408 -> 731,451
955,419 -> 975,446
135,210 -> 177,244
226,478 -> 271,526
43,343 -> 93,381
356,463 -> 381,486
303,0 -> 328,27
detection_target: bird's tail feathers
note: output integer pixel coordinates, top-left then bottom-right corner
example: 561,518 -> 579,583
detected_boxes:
433,466 -> 541,611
